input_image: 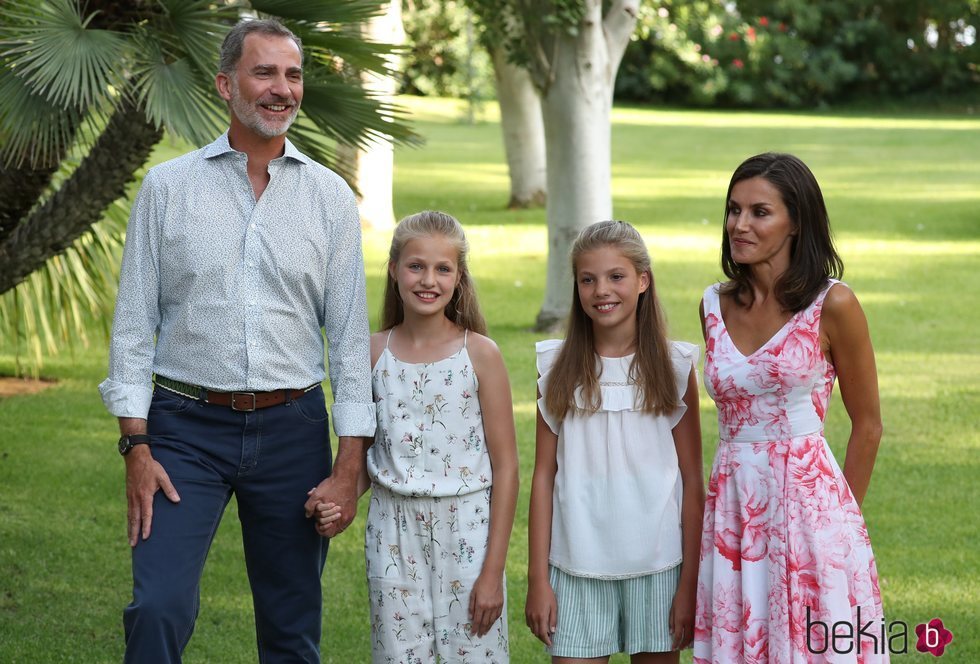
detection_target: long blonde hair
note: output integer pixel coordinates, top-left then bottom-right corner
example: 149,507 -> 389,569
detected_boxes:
544,220 -> 678,421
380,211 -> 487,335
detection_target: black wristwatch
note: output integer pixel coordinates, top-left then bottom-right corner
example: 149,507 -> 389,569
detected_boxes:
118,434 -> 151,456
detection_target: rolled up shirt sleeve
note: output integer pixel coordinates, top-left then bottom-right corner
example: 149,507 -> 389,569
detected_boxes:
98,170 -> 162,419
322,181 -> 377,437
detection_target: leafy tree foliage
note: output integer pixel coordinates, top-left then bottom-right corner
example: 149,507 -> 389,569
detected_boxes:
616,0 -> 979,106
400,0 -> 493,100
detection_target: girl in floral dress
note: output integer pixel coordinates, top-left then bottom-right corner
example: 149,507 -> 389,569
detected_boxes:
526,221 -> 705,663
317,211 -> 518,663
694,153 -> 887,663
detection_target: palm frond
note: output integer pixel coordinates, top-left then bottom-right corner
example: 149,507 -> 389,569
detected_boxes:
300,76 -> 418,149
131,35 -> 228,147
298,26 -> 398,75
0,205 -> 126,377
282,118 -> 341,174
0,64 -> 80,168
1,0 -> 129,111
250,0 -> 385,25
159,0 -> 239,76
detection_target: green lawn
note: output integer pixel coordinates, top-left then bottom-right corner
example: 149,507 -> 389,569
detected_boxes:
1,96 -> 978,662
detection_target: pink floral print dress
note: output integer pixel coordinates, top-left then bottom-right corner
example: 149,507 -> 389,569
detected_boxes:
693,281 -> 888,664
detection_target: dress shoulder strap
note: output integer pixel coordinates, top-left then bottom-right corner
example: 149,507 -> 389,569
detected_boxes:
385,328 -> 394,349
702,283 -> 722,316
462,328 -> 469,348
812,278 -> 845,310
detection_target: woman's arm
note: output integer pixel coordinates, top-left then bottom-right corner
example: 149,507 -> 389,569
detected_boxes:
525,393 -> 559,647
468,334 -> 519,637
821,284 -> 883,506
670,367 -> 705,650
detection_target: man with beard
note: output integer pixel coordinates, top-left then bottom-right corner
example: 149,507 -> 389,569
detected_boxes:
99,19 -> 374,663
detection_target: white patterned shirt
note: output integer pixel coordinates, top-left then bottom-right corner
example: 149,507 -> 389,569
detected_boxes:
99,133 -> 376,437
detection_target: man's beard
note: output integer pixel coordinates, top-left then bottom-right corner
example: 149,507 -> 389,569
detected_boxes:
230,81 -> 299,139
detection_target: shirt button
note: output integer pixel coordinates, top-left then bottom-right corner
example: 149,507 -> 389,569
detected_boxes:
250,223 -> 256,230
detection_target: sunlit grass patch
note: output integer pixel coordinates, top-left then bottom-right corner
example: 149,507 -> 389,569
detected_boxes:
1,96 -> 977,662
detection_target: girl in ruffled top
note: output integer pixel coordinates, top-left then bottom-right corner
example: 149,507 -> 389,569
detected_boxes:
525,220 -> 704,663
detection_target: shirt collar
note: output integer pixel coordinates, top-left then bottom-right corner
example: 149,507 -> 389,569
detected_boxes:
203,131 -> 311,165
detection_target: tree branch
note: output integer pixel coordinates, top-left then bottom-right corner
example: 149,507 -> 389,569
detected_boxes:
0,98 -> 162,294
603,0 -> 640,71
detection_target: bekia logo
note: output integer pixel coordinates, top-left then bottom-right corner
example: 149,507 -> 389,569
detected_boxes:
806,607 -> 954,657
916,618 -> 954,657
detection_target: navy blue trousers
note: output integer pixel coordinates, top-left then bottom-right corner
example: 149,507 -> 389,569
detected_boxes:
124,386 -> 332,663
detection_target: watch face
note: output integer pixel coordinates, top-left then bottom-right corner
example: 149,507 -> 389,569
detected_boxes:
118,436 -> 130,455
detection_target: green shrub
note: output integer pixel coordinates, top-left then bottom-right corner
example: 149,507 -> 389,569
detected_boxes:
400,0 -> 494,100
616,0 -> 980,107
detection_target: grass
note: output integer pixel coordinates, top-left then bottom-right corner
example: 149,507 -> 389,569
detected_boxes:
1,96 -> 978,662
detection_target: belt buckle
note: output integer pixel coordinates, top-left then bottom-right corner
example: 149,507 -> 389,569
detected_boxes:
231,392 -> 257,412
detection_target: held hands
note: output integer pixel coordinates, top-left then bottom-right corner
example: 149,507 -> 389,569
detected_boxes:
124,446 -> 180,547
468,571 -> 504,638
304,474 -> 357,538
312,500 -> 342,537
524,578 -> 558,647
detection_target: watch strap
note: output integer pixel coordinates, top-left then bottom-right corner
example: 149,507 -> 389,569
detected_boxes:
119,434 -> 152,455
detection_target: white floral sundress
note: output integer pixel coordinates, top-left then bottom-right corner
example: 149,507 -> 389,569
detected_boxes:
365,329 -> 509,664
694,281 -> 888,664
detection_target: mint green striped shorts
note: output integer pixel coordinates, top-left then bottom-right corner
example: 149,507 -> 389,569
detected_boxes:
547,564 -> 681,658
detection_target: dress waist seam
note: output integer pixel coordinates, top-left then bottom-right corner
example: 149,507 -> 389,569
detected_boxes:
721,427 -> 823,445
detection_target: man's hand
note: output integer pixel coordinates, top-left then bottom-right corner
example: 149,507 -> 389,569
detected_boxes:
304,435 -> 370,537
304,474 -> 357,537
125,445 -> 180,547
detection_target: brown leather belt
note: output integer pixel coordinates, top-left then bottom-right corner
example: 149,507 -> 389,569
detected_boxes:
155,375 -> 318,412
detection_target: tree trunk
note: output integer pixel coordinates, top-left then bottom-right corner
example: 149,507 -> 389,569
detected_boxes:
342,0 -> 403,230
534,0 -> 637,330
491,45 -> 547,209
536,0 -> 637,330
0,165 -> 61,247
0,99 -> 162,294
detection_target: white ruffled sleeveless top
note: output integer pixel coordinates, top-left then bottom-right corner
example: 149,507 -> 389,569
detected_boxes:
536,339 -> 699,578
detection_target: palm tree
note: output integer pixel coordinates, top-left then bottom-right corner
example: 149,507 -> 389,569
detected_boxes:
0,0 -> 415,374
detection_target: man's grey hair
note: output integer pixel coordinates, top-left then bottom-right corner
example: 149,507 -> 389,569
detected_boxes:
219,18 -> 303,75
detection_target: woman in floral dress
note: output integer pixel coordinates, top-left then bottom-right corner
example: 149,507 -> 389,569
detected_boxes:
693,153 -> 888,663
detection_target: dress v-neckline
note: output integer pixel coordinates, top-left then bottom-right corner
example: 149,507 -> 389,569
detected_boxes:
719,305 -> 800,359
